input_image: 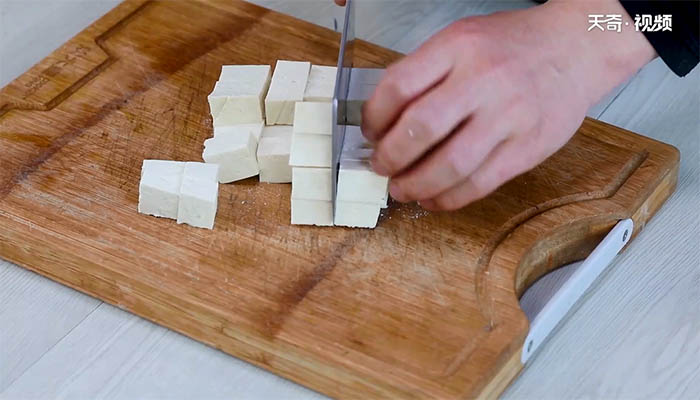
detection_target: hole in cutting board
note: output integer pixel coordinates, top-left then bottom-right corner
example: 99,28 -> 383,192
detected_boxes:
519,260 -> 583,322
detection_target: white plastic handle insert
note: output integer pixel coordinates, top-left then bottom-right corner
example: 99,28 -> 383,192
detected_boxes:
521,218 -> 634,363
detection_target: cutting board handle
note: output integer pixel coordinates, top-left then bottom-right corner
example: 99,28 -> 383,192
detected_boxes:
0,0 -> 148,118
521,218 -> 633,363
0,40 -> 110,118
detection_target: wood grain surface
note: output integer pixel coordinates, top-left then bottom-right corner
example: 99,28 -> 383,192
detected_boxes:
0,0 -> 681,398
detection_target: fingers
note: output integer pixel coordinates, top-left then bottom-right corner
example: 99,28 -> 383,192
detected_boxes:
420,136 -> 543,211
370,75 -> 478,177
361,33 -> 456,142
387,112 -> 513,202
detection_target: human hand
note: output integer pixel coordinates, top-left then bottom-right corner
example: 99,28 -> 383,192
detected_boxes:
363,0 -> 655,211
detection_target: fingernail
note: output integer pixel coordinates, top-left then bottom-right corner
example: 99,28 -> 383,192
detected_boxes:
419,200 -> 435,210
389,181 -> 403,201
371,157 -> 389,176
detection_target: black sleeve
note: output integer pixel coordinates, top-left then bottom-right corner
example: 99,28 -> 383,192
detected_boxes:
619,0 -> 699,77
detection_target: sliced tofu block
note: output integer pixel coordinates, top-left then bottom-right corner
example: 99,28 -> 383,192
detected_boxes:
257,126 -> 293,183
337,159 -> 389,204
339,126 -> 390,208
203,127 -> 259,183
177,162 -> 219,230
304,65 -> 337,102
291,167 -> 332,201
208,65 -> 271,125
265,61 -> 311,125
138,160 -> 185,219
334,201 -> 381,229
212,82 -> 269,127
213,122 -> 264,143
207,81 -> 230,117
219,65 -> 271,83
289,133 -> 331,168
291,199 -> 333,226
293,101 -> 332,135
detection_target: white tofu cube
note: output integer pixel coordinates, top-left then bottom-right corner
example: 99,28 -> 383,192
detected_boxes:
291,167 -> 332,201
334,201 -> 382,229
203,126 -> 259,183
213,122 -> 264,143
257,126 -> 293,183
291,199 -> 333,226
208,65 -> 271,126
293,102 -> 332,135
289,133 -> 331,168
337,159 -> 389,204
177,162 -> 219,230
265,61 -> 311,125
219,65 -> 271,83
304,65 -> 337,102
138,160 -> 185,219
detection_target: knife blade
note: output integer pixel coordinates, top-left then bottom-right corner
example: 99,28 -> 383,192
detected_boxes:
331,0 -> 355,220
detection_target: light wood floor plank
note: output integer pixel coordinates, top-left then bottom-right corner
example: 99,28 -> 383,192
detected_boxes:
2,303 -> 323,400
0,262 -> 101,392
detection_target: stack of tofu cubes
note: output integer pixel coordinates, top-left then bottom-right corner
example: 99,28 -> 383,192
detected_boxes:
289,101 -> 334,226
288,66 -> 388,228
138,60 -> 388,229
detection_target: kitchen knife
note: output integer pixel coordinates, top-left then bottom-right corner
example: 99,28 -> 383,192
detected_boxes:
332,0 -> 355,220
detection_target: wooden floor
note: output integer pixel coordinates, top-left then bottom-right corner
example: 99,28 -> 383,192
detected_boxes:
1,1 -> 698,399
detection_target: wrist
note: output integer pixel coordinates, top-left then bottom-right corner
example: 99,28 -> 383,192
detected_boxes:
536,0 -> 657,109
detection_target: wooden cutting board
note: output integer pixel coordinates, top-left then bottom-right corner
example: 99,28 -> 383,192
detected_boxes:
0,0 -> 679,398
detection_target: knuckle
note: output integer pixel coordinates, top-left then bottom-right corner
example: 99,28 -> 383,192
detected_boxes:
407,112 -> 438,142
381,70 -> 411,101
375,145 -> 400,174
445,150 -> 468,178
